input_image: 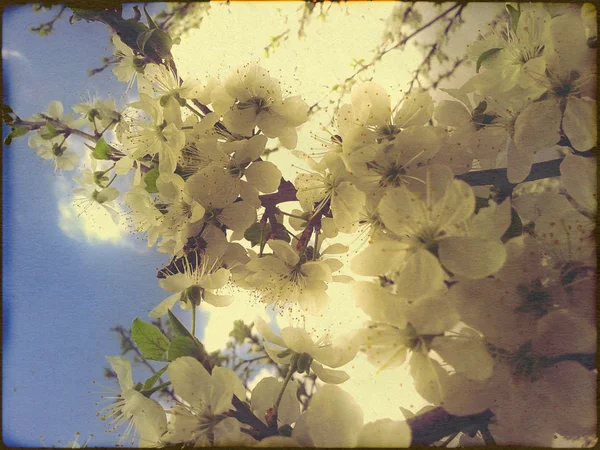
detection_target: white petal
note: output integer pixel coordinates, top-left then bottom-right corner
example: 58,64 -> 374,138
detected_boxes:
245,161 -> 282,193
212,366 -> 246,403
48,100 -> 63,118
168,356 -> 211,409
514,100 -> 561,169
219,201 -> 256,233
532,310 -> 596,357
105,356 -> 133,390
268,240 -> 299,266
278,126 -> 298,149
357,419 -> 411,447
306,385 -> 363,447
394,249 -> 446,301
438,236 -> 507,279
311,362 -> 350,384
235,134 -> 268,163
507,137 -> 534,184
433,100 -> 471,128
280,327 -> 317,355
149,293 -> 181,318
560,153 -> 597,213
160,273 -> 190,293
203,291 -> 234,307
301,261 -> 332,282
354,281 -> 408,327
431,332 -> 493,381
394,92 -> 434,128
563,98 -> 597,152
201,268 -> 230,290
254,317 -> 287,347
350,240 -> 408,277
321,243 -> 349,255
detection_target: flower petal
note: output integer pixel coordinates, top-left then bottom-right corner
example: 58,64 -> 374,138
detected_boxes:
149,293 -> 181,318
168,356 -> 212,409
357,419 -> 411,447
311,362 -> 350,384
306,385 -> 363,447
245,161 -> 282,193
203,291 -> 234,307
438,236 -> 507,279
105,356 -> 133,390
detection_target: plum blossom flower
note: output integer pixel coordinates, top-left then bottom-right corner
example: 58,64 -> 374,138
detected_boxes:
295,154 -> 365,232
29,134 -> 80,172
352,165 -> 507,301
255,317 -> 358,384
162,356 -> 251,446
243,240 -> 344,315
150,254 -> 233,318
72,185 -> 120,225
218,64 -> 308,148
119,94 -> 186,174
291,384 -> 411,447
99,356 -> 167,447
465,4 -> 551,95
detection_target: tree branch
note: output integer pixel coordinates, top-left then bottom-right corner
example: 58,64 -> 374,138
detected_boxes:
407,407 -> 494,446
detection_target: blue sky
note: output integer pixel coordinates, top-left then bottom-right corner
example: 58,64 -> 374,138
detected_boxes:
1,4 -> 187,446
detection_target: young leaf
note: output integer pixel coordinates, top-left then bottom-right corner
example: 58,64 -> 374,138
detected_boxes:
244,222 -> 270,247
137,28 -> 156,54
476,48 -> 503,73
144,167 -> 160,193
4,125 -> 29,146
131,318 -> 170,361
167,309 -> 193,339
142,365 -> 168,390
168,336 -> 205,361
92,137 -> 111,160
40,122 -> 59,140
506,4 -> 520,33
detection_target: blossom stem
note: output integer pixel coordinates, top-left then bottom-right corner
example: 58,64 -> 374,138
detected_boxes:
273,357 -> 297,422
276,209 -> 306,220
185,102 -> 205,119
192,303 -> 197,337
142,380 -> 172,397
98,119 -> 117,136
104,174 -> 117,188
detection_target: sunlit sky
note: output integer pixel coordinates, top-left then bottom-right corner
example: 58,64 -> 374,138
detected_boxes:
3,2 -> 500,446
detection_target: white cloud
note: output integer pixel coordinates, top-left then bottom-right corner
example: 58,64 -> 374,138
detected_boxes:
53,174 -> 148,252
2,48 -> 26,60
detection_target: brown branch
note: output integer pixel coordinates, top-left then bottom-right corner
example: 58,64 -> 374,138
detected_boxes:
407,407 -> 494,446
344,3 -> 463,84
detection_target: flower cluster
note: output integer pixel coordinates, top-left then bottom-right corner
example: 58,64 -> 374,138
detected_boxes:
13,2 -> 597,447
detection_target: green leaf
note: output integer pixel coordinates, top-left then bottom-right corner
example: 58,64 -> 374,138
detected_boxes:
142,365 -> 168,390
506,4 -> 520,33
92,137 -> 111,160
229,320 -> 253,344
10,125 -> 29,139
40,121 -> 59,140
137,28 -> 156,53
168,336 -> 205,361
244,222 -> 270,247
476,48 -> 503,73
131,318 -> 170,361
144,167 -> 160,193
143,6 -> 158,29
4,125 -> 30,146
167,309 -> 193,339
